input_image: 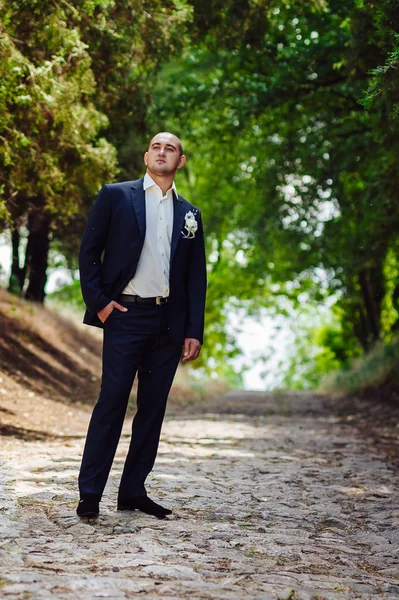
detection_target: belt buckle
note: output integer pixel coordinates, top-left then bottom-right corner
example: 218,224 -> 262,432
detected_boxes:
156,296 -> 166,305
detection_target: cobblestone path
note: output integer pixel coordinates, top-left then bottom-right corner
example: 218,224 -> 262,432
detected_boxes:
0,391 -> 398,600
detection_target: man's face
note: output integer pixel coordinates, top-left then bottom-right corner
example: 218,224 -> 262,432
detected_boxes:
144,133 -> 185,177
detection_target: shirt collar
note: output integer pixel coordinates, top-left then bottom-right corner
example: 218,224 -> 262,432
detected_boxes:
144,172 -> 177,196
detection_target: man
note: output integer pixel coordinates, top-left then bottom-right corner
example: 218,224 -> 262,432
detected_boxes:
77,132 -> 207,519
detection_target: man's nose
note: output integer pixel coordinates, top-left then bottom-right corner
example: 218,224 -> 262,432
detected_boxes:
158,146 -> 166,155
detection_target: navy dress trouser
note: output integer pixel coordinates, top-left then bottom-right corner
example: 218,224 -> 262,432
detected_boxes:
78,302 -> 182,499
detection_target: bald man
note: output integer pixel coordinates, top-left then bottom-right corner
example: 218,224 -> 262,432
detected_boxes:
77,133 -> 207,519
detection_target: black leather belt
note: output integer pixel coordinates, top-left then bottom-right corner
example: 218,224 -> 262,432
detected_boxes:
119,294 -> 168,305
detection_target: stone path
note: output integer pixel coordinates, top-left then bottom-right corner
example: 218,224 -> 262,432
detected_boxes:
0,391 -> 398,599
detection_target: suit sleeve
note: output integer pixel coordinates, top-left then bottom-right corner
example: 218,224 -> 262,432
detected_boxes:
79,185 -> 113,315
185,211 -> 207,344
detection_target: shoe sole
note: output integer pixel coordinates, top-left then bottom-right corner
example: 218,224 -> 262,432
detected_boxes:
117,505 -> 171,518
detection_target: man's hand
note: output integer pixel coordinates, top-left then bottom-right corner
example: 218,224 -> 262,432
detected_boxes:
97,300 -> 127,323
182,338 -> 202,362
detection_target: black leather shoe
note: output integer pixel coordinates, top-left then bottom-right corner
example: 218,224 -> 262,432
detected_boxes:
76,494 -> 100,518
117,495 -> 172,518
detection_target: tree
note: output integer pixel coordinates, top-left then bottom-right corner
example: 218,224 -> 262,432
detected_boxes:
0,0 -> 193,300
1,1 -> 118,298
149,0 -> 399,376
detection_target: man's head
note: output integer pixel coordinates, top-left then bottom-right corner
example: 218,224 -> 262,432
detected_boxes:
144,132 -> 186,179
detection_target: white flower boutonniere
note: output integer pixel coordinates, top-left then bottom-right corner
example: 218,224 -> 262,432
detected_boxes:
182,210 -> 198,239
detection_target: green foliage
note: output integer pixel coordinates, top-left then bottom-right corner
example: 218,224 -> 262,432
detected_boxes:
149,0 -> 399,384
0,0 -> 195,301
380,246 -> 399,339
74,0 -> 193,179
0,2 -> 118,223
0,0 -> 193,228
361,1 -> 399,118
47,280 -> 85,312
0,198 -> 9,223
276,306 -> 362,390
323,335 -> 399,393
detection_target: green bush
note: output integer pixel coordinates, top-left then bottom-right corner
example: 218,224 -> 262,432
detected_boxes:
322,336 -> 399,394
47,280 -> 85,313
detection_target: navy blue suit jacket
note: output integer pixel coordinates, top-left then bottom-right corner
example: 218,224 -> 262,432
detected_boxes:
79,178 -> 207,344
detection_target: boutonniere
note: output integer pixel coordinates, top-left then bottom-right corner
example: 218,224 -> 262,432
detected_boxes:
182,210 -> 198,239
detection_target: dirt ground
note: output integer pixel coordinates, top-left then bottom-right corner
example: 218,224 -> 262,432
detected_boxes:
1,390 -> 398,600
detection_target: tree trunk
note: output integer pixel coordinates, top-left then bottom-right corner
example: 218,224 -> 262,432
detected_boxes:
354,305 -> 370,352
24,209 -> 51,303
358,268 -> 382,345
8,228 -> 25,294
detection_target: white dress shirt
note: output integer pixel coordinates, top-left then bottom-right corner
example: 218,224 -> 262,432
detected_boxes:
122,173 -> 174,297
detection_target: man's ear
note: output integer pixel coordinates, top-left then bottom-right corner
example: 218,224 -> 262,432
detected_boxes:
144,151 -> 148,166
177,155 -> 186,170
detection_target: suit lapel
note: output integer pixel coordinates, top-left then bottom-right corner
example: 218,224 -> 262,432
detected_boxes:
130,179 -> 146,239
170,193 -> 186,264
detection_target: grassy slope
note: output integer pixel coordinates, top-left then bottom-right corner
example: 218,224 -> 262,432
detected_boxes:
0,289 -> 102,438
322,336 -> 399,402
